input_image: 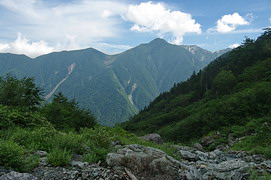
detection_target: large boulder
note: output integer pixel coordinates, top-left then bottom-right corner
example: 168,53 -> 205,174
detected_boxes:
140,133 -> 163,144
106,144 -> 201,180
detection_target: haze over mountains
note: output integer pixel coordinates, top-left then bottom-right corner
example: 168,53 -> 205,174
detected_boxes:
0,38 -> 230,125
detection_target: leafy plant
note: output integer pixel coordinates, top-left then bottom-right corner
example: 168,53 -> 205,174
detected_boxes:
0,139 -> 38,172
0,140 -> 24,171
47,148 -> 72,167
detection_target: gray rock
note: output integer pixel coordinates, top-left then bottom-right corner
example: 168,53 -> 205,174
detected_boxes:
214,159 -> 249,172
193,143 -> 204,151
39,157 -> 48,166
106,144 -> 201,180
140,133 -> 163,144
172,145 -> 195,152
179,150 -> 198,161
72,154 -> 83,161
0,167 -> 10,177
0,171 -> 37,180
195,151 -> 209,161
200,136 -> 214,147
70,160 -> 88,168
34,150 -> 48,157
32,164 -> 125,180
213,149 -> 222,156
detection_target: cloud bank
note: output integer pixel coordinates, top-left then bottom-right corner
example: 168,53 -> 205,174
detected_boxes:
210,13 -> 249,33
0,33 -> 54,58
124,1 -> 201,45
0,0 -> 128,57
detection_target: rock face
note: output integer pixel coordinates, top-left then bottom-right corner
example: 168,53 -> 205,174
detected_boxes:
106,144 -> 201,180
140,133 -> 163,144
107,144 -> 271,180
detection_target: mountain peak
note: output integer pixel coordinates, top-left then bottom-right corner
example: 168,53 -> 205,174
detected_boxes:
148,38 -> 168,46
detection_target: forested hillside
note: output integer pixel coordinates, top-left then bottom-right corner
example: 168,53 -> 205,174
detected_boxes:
0,39 -> 227,125
123,29 -> 271,156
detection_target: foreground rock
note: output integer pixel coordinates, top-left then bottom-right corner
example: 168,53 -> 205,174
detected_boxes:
106,144 -> 201,180
32,164 -> 126,180
0,171 -> 37,180
140,133 -> 163,144
174,145 -> 271,179
1,144 -> 270,180
107,144 -> 271,180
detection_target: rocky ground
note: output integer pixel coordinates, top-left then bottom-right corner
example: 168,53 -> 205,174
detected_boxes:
1,134 -> 271,180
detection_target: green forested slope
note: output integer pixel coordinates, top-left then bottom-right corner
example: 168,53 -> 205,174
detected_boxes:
0,39 -> 228,125
122,29 -> 271,153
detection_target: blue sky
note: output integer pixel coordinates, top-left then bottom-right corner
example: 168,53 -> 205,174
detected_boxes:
0,0 -> 270,58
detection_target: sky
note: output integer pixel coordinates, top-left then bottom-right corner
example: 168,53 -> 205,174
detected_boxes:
0,0 -> 270,58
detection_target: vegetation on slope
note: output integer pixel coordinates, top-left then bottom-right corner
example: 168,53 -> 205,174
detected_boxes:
122,29 -> 271,157
0,40 -> 228,126
0,74 -> 177,172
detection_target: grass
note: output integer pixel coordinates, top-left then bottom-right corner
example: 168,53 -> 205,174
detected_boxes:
47,148 -> 72,167
0,125 -> 181,171
2,118 -> 270,172
0,139 -> 39,172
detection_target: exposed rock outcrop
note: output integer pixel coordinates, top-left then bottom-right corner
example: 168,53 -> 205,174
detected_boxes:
106,144 -> 202,180
107,144 -> 271,180
140,133 -> 163,144
1,145 -> 270,180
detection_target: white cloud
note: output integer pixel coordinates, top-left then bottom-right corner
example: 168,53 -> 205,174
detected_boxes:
269,17 -> 271,24
0,0 -> 128,55
0,33 -> 134,58
229,43 -> 240,49
211,13 -> 249,33
124,1 -> 201,45
95,43 -> 133,55
0,33 -> 54,58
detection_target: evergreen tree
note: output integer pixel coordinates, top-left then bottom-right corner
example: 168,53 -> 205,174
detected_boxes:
0,74 -> 43,110
42,92 -> 96,131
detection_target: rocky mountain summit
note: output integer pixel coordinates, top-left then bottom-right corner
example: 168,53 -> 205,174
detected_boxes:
1,135 -> 270,180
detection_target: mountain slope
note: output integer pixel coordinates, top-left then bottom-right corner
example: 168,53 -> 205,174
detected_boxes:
0,39 -> 229,125
122,29 -> 271,151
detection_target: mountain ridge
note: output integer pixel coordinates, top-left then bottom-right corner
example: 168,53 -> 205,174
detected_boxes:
0,39 -> 230,125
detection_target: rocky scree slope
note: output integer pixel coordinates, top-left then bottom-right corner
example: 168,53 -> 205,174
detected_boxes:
1,136 -> 270,180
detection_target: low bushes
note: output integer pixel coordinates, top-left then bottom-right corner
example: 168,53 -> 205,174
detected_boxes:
0,139 -> 39,172
47,148 -> 72,167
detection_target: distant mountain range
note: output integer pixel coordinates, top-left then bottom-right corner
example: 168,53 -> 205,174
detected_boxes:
0,38 -> 230,125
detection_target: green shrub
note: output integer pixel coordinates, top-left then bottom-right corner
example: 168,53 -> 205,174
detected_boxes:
49,132 -> 83,153
5,127 -> 56,151
0,105 -> 52,129
47,148 -> 72,167
81,126 -> 113,149
42,92 -> 96,131
20,154 -> 39,172
0,139 -> 39,172
0,140 -> 24,170
83,153 -> 100,163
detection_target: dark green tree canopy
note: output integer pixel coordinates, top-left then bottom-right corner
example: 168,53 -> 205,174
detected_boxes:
0,74 -> 43,110
213,70 -> 237,95
42,92 -> 96,131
